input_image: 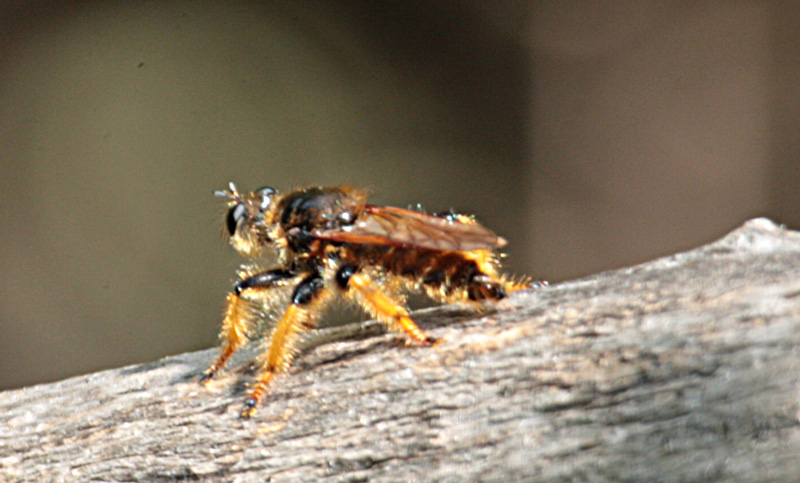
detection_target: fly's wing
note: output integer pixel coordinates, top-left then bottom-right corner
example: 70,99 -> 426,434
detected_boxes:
314,205 -> 506,252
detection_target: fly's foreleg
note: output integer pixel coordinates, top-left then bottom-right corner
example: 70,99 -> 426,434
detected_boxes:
242,273 -> 330,418
201,269 -> 297,384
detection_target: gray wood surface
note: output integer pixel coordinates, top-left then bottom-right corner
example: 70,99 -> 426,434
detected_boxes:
2,218 -> 800,482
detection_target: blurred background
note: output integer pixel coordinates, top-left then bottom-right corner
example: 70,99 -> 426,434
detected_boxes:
1,1 -> 798,390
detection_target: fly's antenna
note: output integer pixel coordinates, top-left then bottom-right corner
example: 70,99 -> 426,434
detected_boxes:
214,181 -> 241,202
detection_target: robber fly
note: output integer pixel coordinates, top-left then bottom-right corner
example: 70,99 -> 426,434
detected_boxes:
201,183 -> 530,418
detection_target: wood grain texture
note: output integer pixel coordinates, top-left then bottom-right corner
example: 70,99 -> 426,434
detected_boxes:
2,218 -> 800,482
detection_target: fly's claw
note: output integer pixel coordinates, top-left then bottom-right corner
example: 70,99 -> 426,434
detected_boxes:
199,368 -> 216,386
241,398 -> 258,419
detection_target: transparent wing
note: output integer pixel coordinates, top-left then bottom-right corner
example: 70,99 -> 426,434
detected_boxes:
314,205 -> 506,252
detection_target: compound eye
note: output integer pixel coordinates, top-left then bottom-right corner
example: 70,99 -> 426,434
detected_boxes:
226,203 -> 248,236
255,186 -> 276,211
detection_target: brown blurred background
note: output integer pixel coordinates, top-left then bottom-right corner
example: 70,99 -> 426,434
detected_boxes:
1,1 -> 798,390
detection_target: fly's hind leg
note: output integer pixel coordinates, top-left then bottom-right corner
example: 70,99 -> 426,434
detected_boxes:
463,251 -> 533,302
242,273 -> 330,419
201,269 -> 297,384
336,265 -> 437,346
466,273 -> 511,302
465,271 -> 535,302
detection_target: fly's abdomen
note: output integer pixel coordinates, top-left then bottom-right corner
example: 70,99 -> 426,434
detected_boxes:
376,248 -> 507,302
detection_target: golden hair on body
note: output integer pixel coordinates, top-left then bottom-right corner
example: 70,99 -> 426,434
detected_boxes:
201,183 -> 530,418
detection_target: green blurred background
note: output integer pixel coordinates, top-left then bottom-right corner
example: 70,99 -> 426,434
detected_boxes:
2,1 -> 799,390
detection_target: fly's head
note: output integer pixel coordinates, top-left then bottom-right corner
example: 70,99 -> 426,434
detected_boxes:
215,182 -> 278,258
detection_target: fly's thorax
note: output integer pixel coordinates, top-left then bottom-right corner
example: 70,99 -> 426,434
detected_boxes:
276,187 -> 365,233
276,187 -> 366,254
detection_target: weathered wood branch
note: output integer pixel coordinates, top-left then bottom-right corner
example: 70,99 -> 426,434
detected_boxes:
3,218 -> 800,482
